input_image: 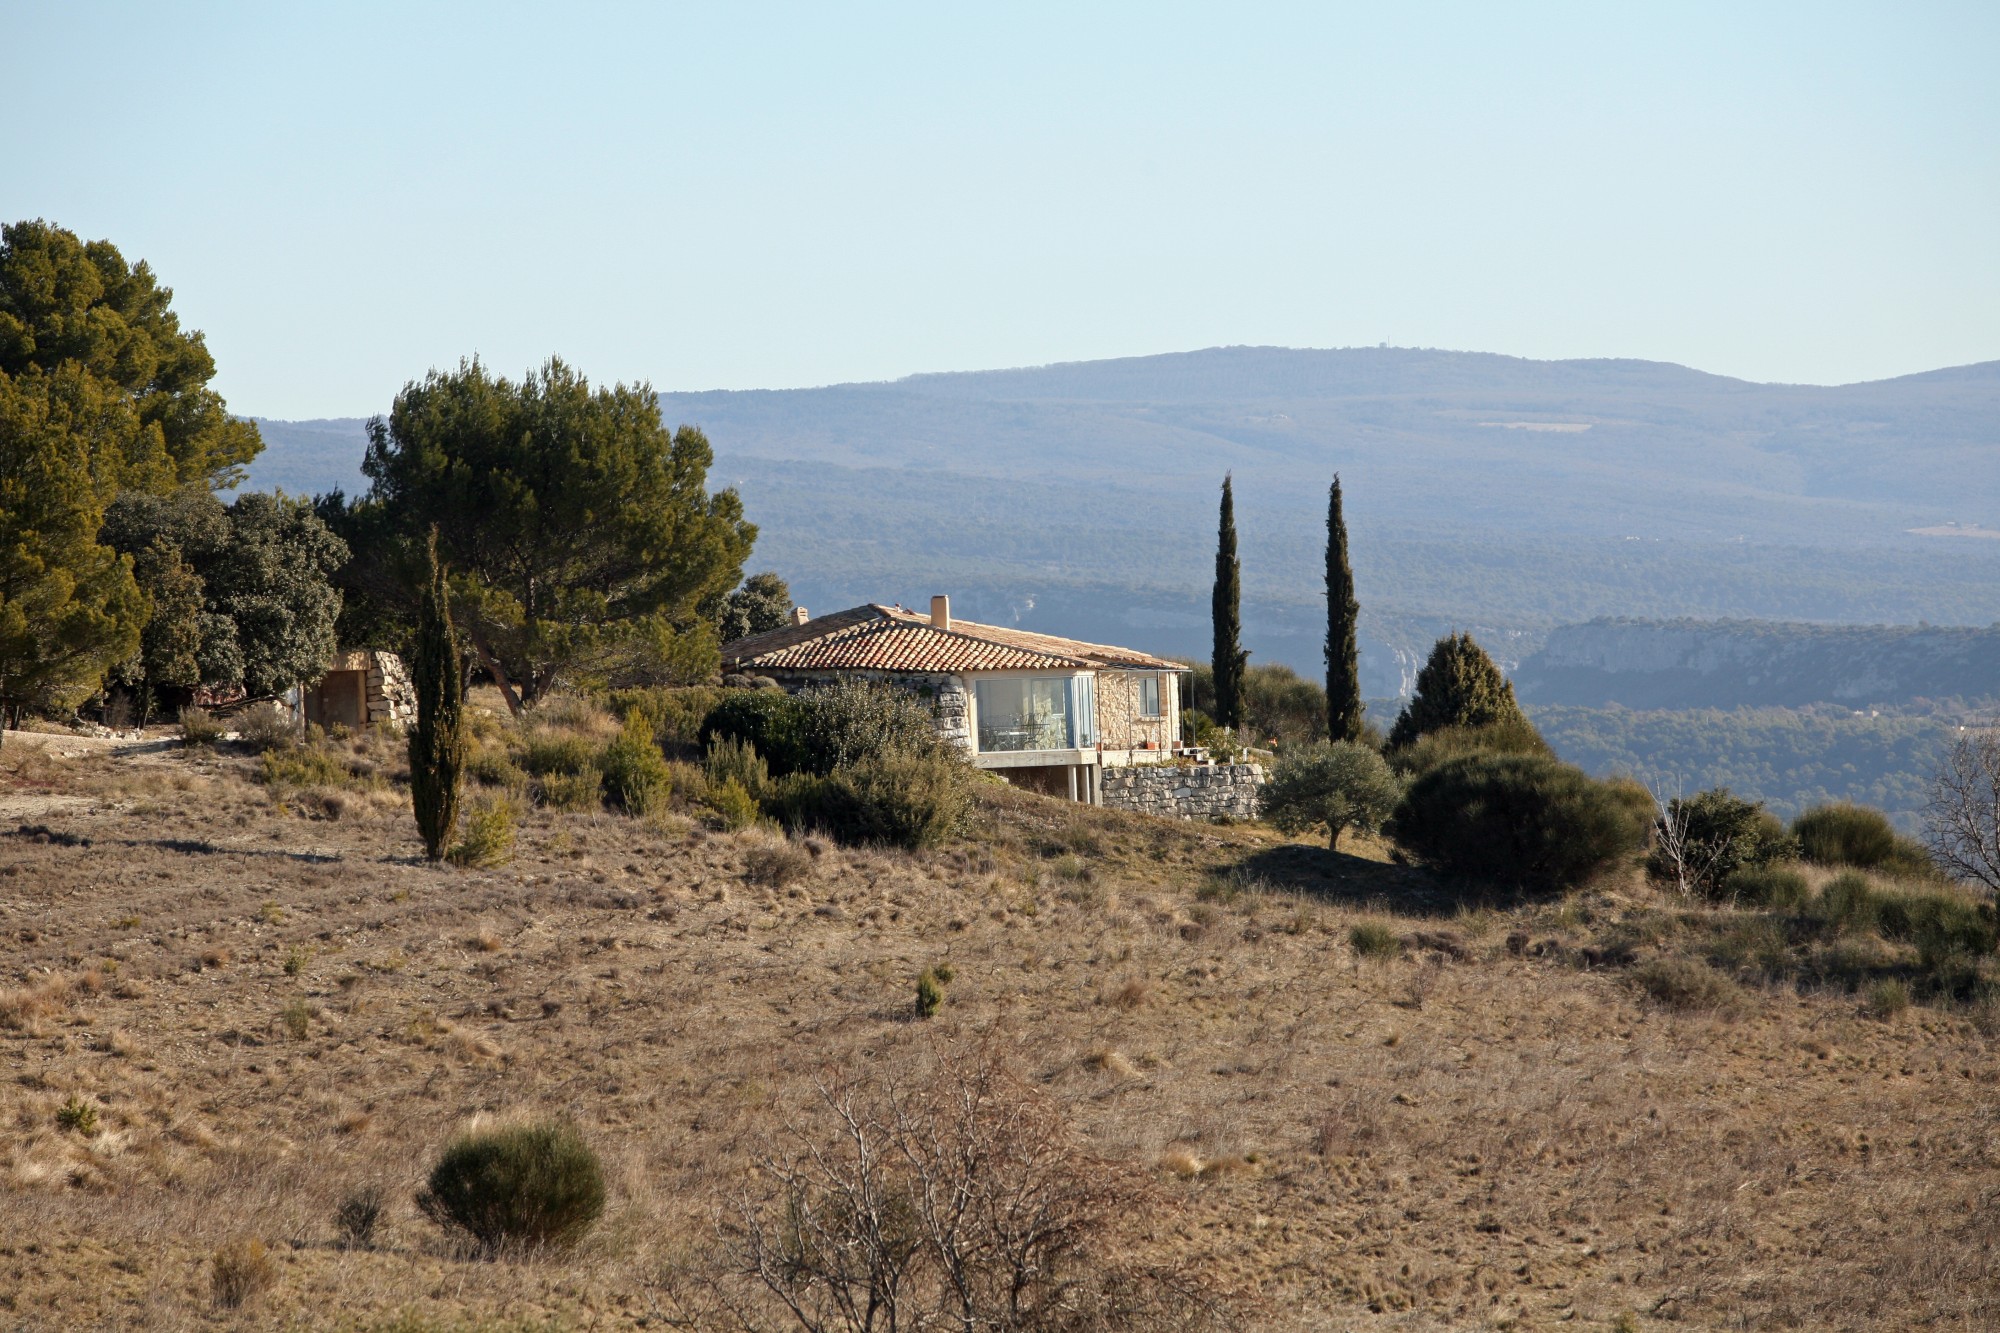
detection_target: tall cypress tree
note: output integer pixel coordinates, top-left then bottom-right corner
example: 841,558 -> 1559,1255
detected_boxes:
410,529 -> 466,861
1211,474 -> 1248,730
1324,474 -> 1363,744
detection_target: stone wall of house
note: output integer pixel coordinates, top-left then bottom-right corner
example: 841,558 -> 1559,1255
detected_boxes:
1100,762 -> 1264,821
1095,668 -> 1179,753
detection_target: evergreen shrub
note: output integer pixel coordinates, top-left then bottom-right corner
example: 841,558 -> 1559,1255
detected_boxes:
1387,753 -> 1653,894
447,796 -> 518,868
767,752 -> 969,850
700,691 -> 805,773
704,735 -> 769,799
1648,787 -> 1797,899
1793,803 -> 1936,878
179,706 -> 223,746
1386,717 -> 1550,779
705,776 -> 760,831
600,716 -> 673,815
1261,741 -> 1402,849
416,1120 -> 605,1253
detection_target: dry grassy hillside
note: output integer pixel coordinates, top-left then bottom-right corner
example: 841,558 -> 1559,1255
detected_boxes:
1,718 -> 1996,1332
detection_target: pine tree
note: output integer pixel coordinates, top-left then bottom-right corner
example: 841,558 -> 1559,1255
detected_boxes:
409,531 -> 466,861
1387,631 -> 1531,750
1324,474 -> 1363,744
1211,475 -> 1248,730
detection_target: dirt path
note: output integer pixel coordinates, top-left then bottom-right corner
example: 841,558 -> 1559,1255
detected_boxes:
0,728 -> 182,761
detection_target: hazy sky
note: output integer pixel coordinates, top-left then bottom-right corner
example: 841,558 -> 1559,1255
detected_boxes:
8,2 -> 1997,417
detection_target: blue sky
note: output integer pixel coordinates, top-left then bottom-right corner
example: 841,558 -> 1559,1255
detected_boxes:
8,2 -> 1997,417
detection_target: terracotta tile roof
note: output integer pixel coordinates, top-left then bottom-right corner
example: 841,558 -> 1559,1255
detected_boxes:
722,604 -> 1182,675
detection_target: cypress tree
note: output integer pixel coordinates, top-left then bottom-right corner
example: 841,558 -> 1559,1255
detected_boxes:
1324,474 -> 1362,744
1386,631 -> 1531,750
1211,474 -> 1248,730
410,530 -> 466,861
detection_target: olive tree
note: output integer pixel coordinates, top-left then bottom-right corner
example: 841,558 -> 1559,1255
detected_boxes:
1261,740 -> 1402,850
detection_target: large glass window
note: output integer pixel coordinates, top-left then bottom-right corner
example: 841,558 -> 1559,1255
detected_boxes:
975,677 -> 1090,751
1138,675 -> 1162,717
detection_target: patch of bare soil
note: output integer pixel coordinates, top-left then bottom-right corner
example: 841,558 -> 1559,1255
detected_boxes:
0,746 -> 1995,1332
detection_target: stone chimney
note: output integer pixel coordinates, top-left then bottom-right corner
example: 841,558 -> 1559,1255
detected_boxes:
791,606 -> 809,626
930,595 -> 951,632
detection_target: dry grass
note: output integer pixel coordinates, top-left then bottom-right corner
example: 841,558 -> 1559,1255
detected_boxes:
0,739 -> 1994,1330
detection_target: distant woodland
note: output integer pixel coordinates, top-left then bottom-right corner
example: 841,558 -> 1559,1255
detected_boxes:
1530,704 -> 1955,831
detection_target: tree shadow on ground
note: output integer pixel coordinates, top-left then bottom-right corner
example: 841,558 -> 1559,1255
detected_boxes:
1223,842 -> 1530,919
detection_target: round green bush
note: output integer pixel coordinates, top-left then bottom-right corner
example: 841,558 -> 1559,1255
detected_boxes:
1792,803 -> 1935,878
1793,803 -> 1897,867
1385,717 -> 1550,779
700,691 -> 805,774
600,716 -> 673,815
1648,787 -> 1796,900
1813,871 -> 1878,935
416,1120 -> 606,1253
771,752 -> 969,849
1386,752 -> 1653,895
1261,741 -> 1403,849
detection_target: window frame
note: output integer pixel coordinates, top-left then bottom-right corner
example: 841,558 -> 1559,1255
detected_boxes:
971,672 -> 1095,754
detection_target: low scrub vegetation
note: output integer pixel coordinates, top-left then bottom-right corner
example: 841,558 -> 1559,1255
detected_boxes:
1793,801 -> 1937,878
7,681 -> 1999,1331
700,1044 -> 1225,1332
416,1119 -> 606,1254
1388,752 -> 1654,895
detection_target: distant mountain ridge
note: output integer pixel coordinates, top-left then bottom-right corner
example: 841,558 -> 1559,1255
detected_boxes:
240,346 -> 2000,685
1517,618 -> 2000,710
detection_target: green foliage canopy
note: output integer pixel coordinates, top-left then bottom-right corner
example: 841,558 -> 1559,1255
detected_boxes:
102,489 -> 347,698
0,221 -> 261,719
360,357 -> 754,710
718,571 -> 792,643
1,220 -> 261,491
1388,631 -> 1532,750
1646,787 -> 1796,900
410,533 -> 465,861
1261,740 -> 1401,849
1388,752 -> 1653,894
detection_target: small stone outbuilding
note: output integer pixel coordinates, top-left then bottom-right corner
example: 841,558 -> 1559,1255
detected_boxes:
302,650 -> 415,732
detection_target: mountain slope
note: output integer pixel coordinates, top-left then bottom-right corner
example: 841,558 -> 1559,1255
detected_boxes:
241,347 -> 2000,684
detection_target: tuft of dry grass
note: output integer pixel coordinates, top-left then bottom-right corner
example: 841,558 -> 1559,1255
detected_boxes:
209,1237 -> 276,1309
744,839 -> 814,888
0,973 -> 72,1030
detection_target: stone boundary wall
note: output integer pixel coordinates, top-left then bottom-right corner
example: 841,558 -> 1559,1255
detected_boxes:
1100,763 -> 1264,821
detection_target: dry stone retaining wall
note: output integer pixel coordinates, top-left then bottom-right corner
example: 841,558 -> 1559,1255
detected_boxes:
1100,763 -> 1264,821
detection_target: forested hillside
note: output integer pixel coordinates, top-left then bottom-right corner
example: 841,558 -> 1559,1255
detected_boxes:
244,347 -> 2000,688
1530,704 -> 1954,830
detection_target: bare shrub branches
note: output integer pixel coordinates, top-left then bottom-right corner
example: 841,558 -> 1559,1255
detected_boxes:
1925,731 -> 2000,893
722,1039 -> 1228,1333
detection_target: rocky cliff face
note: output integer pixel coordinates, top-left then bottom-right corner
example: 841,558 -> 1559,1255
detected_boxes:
1514,618 -> 2000,709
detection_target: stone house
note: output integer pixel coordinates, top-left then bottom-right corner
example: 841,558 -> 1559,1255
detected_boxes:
722,597 -> 1263,817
